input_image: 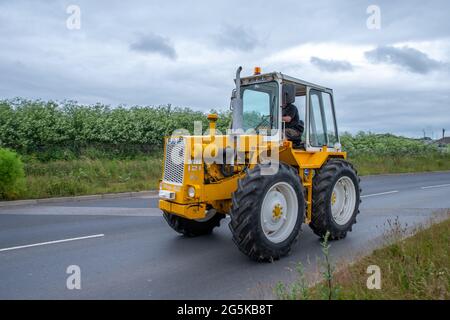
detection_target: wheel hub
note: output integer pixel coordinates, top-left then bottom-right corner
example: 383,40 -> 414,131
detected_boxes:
272,204 -> 283,221
331,191 -> 337,205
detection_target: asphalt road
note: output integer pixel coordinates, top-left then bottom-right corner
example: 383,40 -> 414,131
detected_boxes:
1,171 -> 450,299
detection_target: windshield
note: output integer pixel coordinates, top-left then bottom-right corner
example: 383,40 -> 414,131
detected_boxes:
241,81 -> 279,133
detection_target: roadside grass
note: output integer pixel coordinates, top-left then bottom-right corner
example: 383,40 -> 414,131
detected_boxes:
276,215 -> 450,300
18,157 -> 162,199
352,154 -> 450,175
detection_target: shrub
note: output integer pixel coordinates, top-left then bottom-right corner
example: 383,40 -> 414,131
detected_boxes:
0,148 -> 25,199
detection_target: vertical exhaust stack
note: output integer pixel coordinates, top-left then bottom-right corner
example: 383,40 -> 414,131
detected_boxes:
231,66 -> 243,131
207,113 -> 218,140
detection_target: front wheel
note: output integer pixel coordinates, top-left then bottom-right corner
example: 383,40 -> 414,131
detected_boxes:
309,159 -> 361,240
229,163 -> 305,262
163,209 -> 224,237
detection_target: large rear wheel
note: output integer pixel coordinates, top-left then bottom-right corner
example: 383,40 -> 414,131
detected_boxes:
309,159 -> 361,240
229,163 -> 305,262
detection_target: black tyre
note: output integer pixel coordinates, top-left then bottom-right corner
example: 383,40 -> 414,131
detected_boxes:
309,158 -> 361,240
229,163 -> 305,262
163,210 -> 224,237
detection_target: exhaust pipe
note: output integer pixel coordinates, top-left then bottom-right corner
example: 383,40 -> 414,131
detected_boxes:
231,66 -> 243,131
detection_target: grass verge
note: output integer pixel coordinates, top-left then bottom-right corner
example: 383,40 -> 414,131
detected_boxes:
352,154 -> 450,175
17,157 -> 162,199
276,215 -> 450,300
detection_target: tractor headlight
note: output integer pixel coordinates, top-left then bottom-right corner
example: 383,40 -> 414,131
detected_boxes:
187,186 -> 196,198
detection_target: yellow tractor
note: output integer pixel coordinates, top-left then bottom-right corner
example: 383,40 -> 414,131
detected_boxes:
159,67 -> 361,262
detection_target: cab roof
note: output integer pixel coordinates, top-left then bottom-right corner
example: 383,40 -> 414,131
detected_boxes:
240,71 -> 333,94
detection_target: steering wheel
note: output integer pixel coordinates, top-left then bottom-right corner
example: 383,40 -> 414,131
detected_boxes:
255,115 -> 271,133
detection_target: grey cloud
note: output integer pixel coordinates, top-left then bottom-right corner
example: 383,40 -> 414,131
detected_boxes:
310,57 -> 353,72
1,0 -> 450,138
365,46 -> 443,74
214,24 -> 260,51
130,33 -> 177,60
335,88 -> 450,137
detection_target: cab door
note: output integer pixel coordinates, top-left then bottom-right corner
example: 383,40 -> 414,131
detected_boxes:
307,89 -> 339,149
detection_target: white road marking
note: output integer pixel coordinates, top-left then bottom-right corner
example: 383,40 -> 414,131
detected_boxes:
421,184 -> 450,190
361,190 -> 399,198
0,234 -> 104,252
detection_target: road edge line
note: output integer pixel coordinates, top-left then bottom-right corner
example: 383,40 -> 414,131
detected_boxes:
0,191 -> 159,208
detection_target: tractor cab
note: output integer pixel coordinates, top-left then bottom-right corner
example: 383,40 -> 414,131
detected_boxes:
236,68 -> 341,152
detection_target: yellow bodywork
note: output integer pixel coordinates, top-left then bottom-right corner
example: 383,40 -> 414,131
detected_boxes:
159,127 -> 346,224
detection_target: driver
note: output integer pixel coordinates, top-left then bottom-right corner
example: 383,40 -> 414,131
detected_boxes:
281,88 -> 304,142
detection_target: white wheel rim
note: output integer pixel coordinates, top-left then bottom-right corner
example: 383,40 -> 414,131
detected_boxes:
260,182 -> 298,244
330,176 -> 356,225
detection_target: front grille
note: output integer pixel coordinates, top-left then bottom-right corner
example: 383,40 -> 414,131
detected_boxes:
163,137 -> 185,185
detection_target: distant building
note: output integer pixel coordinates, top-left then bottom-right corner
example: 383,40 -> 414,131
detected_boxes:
434,137 -> 450,150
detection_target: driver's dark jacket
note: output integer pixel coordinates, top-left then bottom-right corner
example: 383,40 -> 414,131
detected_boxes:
282,103 -> 304,134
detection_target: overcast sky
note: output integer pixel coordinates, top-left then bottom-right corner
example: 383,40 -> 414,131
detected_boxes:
1,0 -> 449,137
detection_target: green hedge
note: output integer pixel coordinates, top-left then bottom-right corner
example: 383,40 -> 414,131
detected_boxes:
0,99 -> 444,161
340,132 -> 440,158
0,99 -> 231,160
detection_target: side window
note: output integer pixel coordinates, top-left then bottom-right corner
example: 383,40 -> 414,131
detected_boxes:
321,92 -> 338,147
294,94 -> 306,125
309,91 -> 326,147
